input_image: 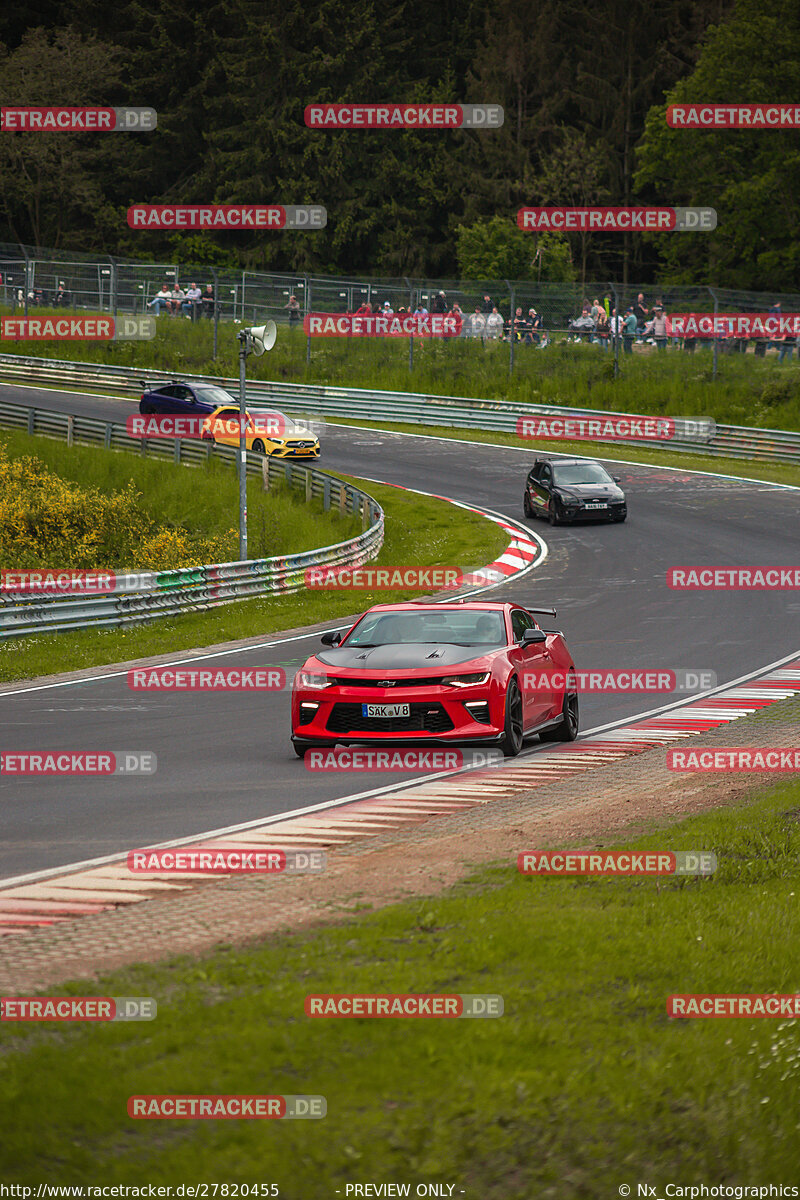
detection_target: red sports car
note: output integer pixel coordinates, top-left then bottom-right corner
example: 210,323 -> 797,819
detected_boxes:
291,600 -> 578,758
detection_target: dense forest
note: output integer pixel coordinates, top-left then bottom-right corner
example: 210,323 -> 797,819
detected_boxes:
1,0 -> 798,288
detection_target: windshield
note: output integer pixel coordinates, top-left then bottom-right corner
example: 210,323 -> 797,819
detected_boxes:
553,462 -> 613,486
345,609 -> 506,648
194,386 -> 238,405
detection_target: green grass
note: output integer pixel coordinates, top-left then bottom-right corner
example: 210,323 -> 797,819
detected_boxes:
3,764 -> 800,1191
4,306 -> 800,433
0,428 -> 361,564
0,458 -> 509,682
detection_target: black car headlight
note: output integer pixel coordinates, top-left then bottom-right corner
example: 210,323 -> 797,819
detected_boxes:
440,671 -> 490,687
561,496 -> 580,507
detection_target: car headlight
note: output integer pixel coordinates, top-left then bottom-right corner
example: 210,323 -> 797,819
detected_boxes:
297,672 -> 331,689
561,496 -> 580,506
440,671 -> 490,687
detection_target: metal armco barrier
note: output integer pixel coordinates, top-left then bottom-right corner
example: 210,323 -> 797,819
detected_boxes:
0,399 -> 383,639
0,352 -> 795,464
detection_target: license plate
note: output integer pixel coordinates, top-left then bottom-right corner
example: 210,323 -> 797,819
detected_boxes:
584,502 -> 608,510
362,703 -> 410,718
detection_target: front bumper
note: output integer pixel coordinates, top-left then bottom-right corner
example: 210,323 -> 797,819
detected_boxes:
292,685 -> 503,743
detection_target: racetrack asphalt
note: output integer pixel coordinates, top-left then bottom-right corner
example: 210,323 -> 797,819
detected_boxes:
1,381 -> 798,878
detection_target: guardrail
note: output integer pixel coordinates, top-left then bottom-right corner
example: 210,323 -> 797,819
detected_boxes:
0,399 -> 384,639
0,352 -> 796,464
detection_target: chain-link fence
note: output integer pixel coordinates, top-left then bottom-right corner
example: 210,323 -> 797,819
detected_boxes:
3,241 -> 800,379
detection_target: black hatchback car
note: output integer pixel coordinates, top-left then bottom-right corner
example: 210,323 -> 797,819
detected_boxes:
523,457 -> 627,525
139,381 -> 239,415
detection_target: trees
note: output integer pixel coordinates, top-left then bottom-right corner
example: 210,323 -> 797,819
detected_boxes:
456,216 -> 575,282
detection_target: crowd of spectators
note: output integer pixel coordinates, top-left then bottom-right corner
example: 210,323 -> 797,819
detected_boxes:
147,282 -> 216,319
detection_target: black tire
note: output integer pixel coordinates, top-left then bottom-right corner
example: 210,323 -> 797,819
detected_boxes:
252,439 -> 266,454
548,498 -> 561,526
539,691 -> 579,742
502,677 -> 524,757
523,492 -> 533,518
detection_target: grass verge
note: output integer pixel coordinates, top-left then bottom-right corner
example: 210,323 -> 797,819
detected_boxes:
0,469 -> 510,684
4,308 -> 800,431
2,773 -> 800,1190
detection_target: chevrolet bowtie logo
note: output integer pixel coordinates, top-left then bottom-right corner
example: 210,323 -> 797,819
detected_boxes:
377,680 -> 395,687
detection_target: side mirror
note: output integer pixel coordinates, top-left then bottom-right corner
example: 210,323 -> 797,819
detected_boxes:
321,631 -> 341,646
521,627 -> 547,645
612,475 -> 621,484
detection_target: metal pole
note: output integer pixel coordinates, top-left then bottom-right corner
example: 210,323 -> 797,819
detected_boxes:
23,248 -> 30,316
708,287 -> 718,381
109,255 -> 117,317
404,276 -> 413,371
238,332 -> 248,560
505,280 -> 515,375
306,278 -> 312,366
611,281 -> 619,379
212,268 -> 219,359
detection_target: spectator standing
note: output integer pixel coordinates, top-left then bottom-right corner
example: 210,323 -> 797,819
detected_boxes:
432,290 -> 447,315
54,281 -> 69,307
355,301 -> 372,315
595,305 -> 609,350
148,284 -> 171,314
286,294 -> 301,325
413,302 -> 428,315
481,293 -> 494,314
528,307 -> 542,344
382,301 -> 394,315
201,285 -> 216,319
590,297 -> 602,323
609,308 -> 622,344
603,293 -> 611,318
645,305 -> 668,351
768,300 -> 781,348
623,307 -> 637,354
486,307 -> 504,339
779,326 -> 796,364
633,293 -> 648,340
182,282 -> 202,320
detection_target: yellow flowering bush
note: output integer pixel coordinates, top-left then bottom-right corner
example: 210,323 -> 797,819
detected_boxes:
0,443 -> 237,570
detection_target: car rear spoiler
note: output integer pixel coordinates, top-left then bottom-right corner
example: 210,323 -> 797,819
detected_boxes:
139,378 -> 179,391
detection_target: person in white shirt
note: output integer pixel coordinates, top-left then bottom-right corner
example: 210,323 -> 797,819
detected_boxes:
148,284 -> 171,314
486,307 -> 504,339
168,285 -> 185,316
469,307 -> 486,340
182,283 -> 202,320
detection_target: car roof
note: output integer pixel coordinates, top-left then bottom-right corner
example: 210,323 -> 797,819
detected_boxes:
361,601 -> 520,613
535,456 -> 600,466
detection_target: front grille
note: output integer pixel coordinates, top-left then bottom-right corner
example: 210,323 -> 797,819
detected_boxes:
329,676 -> 448,688
327,702 -> 454,734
